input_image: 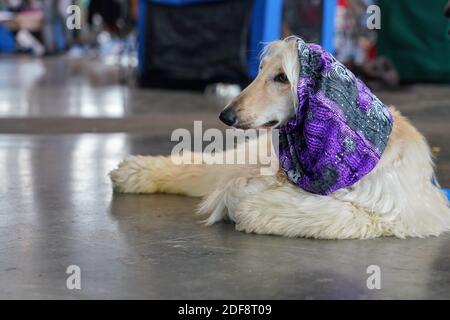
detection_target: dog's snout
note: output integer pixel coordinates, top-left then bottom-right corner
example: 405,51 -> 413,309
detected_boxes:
219,108 -> 237,126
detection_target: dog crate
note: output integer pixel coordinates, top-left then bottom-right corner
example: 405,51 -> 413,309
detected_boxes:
137,0 -> 336,89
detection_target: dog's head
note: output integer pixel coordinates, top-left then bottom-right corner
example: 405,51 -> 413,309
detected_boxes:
219,37 -> 300,129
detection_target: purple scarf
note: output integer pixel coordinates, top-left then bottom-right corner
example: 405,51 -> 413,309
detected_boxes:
278,39 -> 393,195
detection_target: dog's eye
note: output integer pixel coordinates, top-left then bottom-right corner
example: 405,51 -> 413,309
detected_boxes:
274,73 -> 288,83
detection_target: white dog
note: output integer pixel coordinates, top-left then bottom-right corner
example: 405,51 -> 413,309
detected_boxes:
110,37 -> 450,239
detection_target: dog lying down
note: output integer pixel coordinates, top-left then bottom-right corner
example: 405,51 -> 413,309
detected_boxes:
110,37 -> 450,239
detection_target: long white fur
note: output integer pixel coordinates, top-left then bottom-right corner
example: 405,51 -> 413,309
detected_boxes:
110,40 -> 450,239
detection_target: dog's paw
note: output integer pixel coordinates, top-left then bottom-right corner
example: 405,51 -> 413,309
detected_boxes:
110,156 -> 158,194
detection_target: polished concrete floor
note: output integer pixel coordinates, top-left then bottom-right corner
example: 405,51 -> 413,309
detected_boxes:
0,55 -> 450,299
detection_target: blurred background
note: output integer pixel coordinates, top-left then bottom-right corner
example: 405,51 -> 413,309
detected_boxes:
2,0 -> 450,88
0,0 -> 450,299
1,0 -> 449,183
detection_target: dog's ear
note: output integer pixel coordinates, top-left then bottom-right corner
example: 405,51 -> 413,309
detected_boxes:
283,35 -> 301,43
281,38 -> 302,111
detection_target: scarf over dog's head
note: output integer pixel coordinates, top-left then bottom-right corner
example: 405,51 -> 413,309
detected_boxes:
278,38 -> 393,195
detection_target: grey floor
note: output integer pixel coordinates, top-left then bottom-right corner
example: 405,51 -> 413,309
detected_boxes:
0,55 -> 449,299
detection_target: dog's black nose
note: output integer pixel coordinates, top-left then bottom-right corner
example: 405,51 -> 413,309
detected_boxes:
219,108 -> 237,126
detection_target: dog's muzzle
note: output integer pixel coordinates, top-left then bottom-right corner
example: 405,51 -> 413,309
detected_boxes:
219,108 -> 237,126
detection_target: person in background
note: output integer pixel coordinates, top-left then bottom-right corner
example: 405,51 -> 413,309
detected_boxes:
0,0 -> 45,55
0,0 -> 70,55
334,0 -> 399,88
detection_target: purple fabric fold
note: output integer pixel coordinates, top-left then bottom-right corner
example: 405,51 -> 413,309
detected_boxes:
278,38 -> 393,195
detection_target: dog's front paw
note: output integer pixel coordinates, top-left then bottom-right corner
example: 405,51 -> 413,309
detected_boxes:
110,156 -> 158,194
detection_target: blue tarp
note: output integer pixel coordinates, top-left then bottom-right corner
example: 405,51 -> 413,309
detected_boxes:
0,24 -> 15,53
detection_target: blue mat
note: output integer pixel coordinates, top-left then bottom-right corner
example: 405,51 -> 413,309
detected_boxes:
444,188 -> 450,200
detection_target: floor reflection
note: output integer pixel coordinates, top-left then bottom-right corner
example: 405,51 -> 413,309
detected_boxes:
0,56 -> 127,117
